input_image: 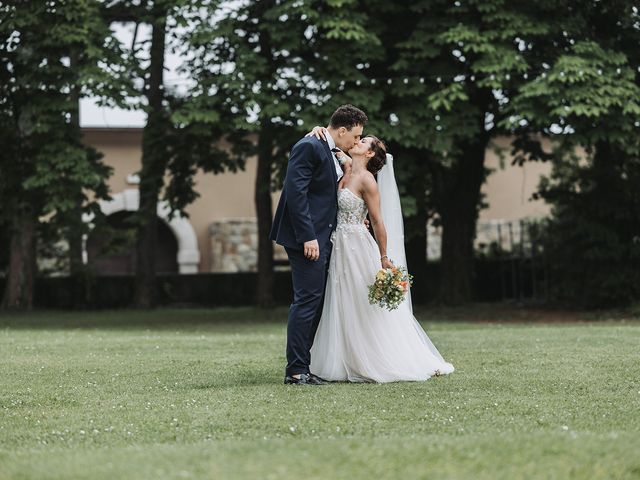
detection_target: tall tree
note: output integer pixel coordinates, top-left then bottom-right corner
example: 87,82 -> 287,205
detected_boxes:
105,0 -> 237,307
135,1 -> 171,307
506,1 -> 640,306
187,0 -> 381,306
363,0 -> 564,304
0,0 -> 126,308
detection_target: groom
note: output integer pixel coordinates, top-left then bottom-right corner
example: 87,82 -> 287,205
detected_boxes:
270,104 -> 368,385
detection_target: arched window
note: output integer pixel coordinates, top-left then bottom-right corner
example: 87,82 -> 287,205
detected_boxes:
86,211 -> 178,275
83,189 -> 200,274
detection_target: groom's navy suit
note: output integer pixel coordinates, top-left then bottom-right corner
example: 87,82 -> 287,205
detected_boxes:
270,136 -> 338,377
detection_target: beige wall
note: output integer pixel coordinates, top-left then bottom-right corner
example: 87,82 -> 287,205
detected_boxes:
184,157 -> 272,271
83,128 -> 552,272
479,136 -> 552,221
83,129 -> 143,194
83,128 -> 268,272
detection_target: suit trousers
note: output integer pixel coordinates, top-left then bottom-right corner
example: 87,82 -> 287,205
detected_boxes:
284,243 -> 332,376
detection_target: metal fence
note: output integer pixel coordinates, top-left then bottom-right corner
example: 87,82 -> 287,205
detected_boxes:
428,218 -> 550,301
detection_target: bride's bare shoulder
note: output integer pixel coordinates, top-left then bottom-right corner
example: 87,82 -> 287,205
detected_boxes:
362,170 -> 378,190
362,171 -> 378,193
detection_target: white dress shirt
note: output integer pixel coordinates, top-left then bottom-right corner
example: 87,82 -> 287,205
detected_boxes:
324,128 -> 344,181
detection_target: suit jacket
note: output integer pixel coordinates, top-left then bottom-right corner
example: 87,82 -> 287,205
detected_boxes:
269,136 -> 338,250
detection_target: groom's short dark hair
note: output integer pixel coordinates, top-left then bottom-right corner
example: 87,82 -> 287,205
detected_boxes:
329,104 -> 368,130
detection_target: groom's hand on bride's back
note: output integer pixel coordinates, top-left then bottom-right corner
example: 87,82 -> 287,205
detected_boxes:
304,239 -> 320,261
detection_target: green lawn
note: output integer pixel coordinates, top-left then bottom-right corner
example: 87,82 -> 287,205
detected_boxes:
1,307 -> 639,479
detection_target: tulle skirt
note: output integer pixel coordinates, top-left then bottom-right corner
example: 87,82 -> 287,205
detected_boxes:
310,224 -> 454,383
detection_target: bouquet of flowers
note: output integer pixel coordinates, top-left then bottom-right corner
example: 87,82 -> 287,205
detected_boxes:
367,266 -> 413,311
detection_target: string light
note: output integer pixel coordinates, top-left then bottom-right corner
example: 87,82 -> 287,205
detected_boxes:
337,67 -> 624,88
168,68 -> 636,91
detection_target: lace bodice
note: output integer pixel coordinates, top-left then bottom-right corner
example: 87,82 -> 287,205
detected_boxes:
336,188 -> 368,230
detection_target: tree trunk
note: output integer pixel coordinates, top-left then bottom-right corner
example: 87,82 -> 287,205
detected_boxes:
437,136 -> 488,305
68,52 -> 88,306
255,125 -> 275,307
593,140 -> 616,185
253,8 -> 276,308
67,201 -> 88,307
134,8 -> 167,308
2,207 -> 37,309
402,151 -> 429,299
405,201 -> 429,297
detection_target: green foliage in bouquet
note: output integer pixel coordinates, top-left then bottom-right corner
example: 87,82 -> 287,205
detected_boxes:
367,267 -> 414,311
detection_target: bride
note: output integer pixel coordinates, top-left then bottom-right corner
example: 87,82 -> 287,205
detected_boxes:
307,129 -> 454,383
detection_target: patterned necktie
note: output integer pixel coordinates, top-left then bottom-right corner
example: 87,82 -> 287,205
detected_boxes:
330,147 -> 343,181
331,147 -> 343,162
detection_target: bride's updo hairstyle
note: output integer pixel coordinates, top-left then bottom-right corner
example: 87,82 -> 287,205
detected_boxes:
365,136 -> 387,175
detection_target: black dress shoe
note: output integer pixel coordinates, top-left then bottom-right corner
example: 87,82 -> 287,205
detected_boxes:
309,373 -> 330,384
284,373 -> 326,385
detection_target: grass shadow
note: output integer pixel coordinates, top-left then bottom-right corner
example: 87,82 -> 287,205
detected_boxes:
1,304 -> 637,331
0,307 -> 289,331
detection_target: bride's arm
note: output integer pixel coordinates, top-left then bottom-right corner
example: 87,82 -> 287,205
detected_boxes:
304,126 -> 327,140
362,175 -> 394,269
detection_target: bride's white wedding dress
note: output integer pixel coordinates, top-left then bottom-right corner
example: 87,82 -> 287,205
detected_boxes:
310,187 -> 454,383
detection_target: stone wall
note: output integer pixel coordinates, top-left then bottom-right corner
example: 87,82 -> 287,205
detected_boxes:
209,218 -> 288,272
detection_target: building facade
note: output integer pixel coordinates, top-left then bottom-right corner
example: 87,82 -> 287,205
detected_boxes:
82,127 -> 552,273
